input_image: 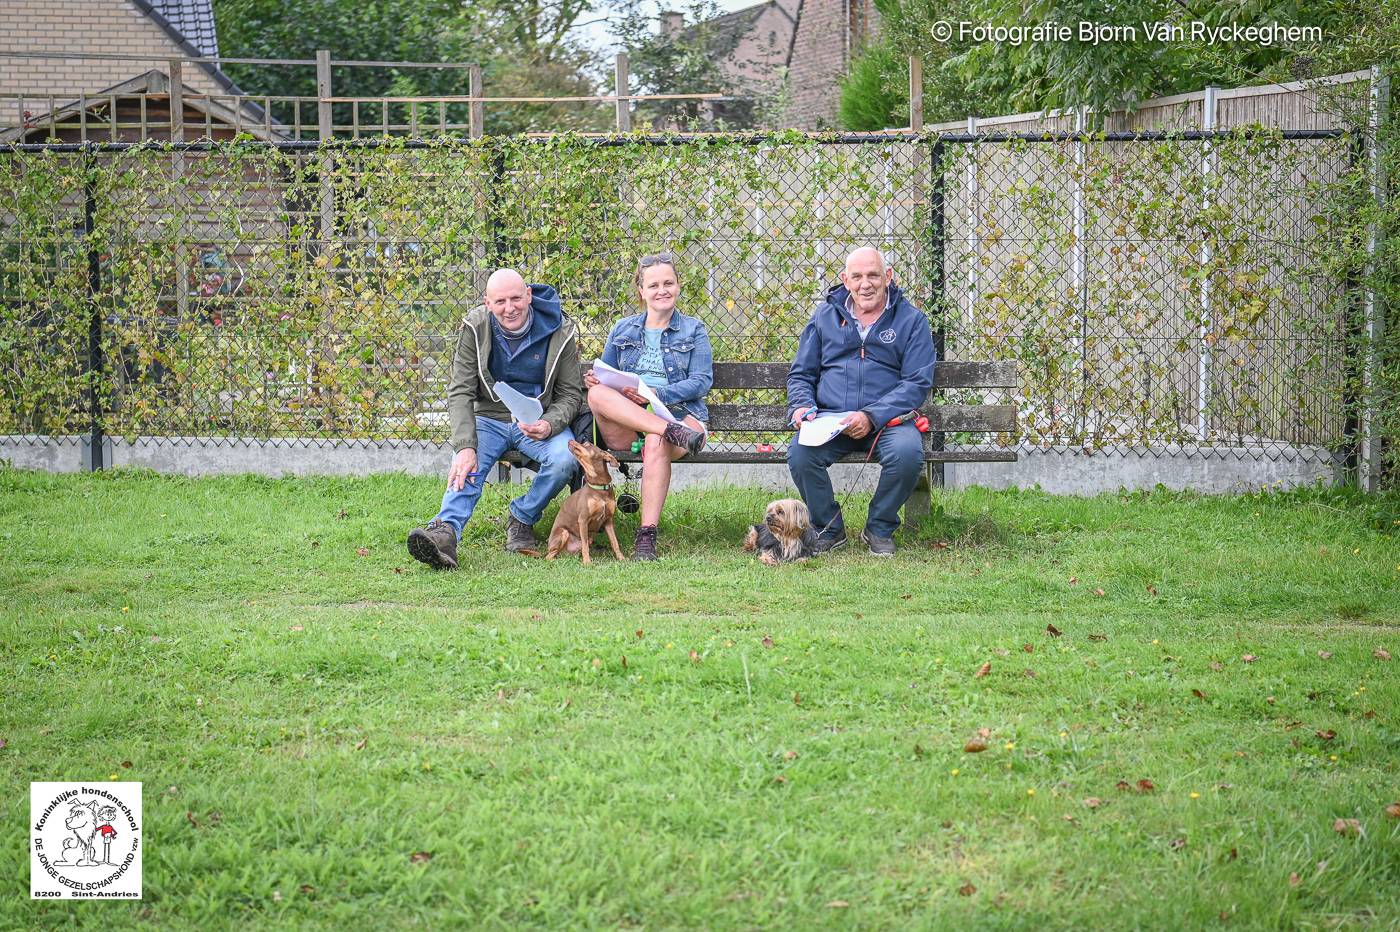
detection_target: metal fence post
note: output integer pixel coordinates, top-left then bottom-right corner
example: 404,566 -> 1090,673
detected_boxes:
615,53 -> 631,132
316,50 -> 334,245
83,150 -> 105,471
1197,85 -> 1218,440
1073,106 -> 1088,439
1343,131 -> 1368,483
1360,64 -> 1390,491
929,137 -> 947,488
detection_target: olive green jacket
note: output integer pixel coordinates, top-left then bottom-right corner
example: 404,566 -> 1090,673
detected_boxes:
446,305 -> 585,453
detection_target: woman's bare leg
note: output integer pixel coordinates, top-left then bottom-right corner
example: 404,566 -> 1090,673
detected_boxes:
640,415 -> 704,526
588,385 -> 671,446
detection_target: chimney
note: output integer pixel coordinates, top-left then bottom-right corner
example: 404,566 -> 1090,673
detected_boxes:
659,10 -> 684,36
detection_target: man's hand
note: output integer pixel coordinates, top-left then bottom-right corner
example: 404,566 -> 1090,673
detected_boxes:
790,406 -> 812,428
447,448 -> 478,491
841,411 -> 874,439
518,419 -> 551,440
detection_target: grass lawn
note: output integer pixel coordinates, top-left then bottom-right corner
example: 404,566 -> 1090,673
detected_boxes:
2,466 -> 1399,929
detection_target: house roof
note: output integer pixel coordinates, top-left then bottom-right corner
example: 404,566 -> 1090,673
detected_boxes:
679,0 -> 799,68
143,0 -> 220,58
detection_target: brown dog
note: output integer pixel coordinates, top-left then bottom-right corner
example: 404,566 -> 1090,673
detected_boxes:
545,440 -> 626,564
743,498 -> 817,565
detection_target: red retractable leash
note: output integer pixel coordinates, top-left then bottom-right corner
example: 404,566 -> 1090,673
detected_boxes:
812,409 -> 930,540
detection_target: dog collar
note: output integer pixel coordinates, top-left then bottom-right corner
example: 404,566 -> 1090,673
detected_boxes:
587,482 -> 612,491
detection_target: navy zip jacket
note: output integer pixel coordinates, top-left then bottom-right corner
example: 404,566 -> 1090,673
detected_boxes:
786,282 -> 937,429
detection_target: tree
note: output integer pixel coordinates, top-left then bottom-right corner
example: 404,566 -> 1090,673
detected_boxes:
840,0 -> 1349,129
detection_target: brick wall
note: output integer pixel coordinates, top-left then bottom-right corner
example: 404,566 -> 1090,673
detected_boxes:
782,0 -> 878,129
0,0 -> 229,102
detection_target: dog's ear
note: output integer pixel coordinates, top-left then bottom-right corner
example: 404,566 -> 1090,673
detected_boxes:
601,450 -> 620,468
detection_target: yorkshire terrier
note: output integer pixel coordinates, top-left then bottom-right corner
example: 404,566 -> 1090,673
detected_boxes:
743,498 -> 818,565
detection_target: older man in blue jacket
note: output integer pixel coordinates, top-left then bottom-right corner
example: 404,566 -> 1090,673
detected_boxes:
786,248 -> 936,556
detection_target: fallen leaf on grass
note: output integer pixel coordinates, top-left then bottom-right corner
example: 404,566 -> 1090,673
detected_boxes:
1068,576 -> 1078,586
1288,872 -> 1301,887
1315,729 -> 1336,741
353,738 -> 367,751
1333,818 -> 1363,837
784,750 -> 799,760
1083,797 -> 1104,809
1093,588 -> 1105,597
1192,689 -> 1208,700
1147,585 -> 1159,596
1022,643 -> 1034,653
1242,654 -> 1258,663
393,566 -> 403,574
977,728 -> 991,738
900,593 -> 912,600
1023,669 -> 1036,678
355,547 -> 369,557
1115,780 -> 1131,791
1046,623 -> 1062,637
336,508 -> 348,520
957,883 -> 976,896
410,851 -> 433,864
974,662 -> 991,678
1136,779 -> 1156,792
1374,648 -> 1392,661
1169,837 -> 1187,850
793,693 -> 802,706
636,629 -> 644,639
299,884 -> 315,895
1383,802 -> 1400,819
1226,848 -> 1238,861
1317,650 -> 1332,659
1088,633 -> 1108,642
964,739 -> 988,753
772,774 -> 788,785
0,738 -> 6,750
825,900 -> 848,909
621,655 -> 628,669
592,658 -> 602,670
761,635 -> 774,648
185,811 -> 198,829
689,650 -> 701,664
289,625 -> 304,632
1210,661 -> 1224,671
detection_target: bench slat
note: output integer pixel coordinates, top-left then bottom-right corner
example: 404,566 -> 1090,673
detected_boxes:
710,360 -> 1017,390
706,404 -> 1017,433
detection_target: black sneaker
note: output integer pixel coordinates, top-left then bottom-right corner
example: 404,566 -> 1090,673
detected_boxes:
632,524 -> 659,561
662,421 -> 706,456
860,528 -> 896,557
812,532 -> 848,555
407,519 -> 458,569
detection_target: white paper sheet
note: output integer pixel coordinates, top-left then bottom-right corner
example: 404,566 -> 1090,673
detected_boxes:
591,359 -> 677,423
797,412 -> 854,446
493,380 -> 544,424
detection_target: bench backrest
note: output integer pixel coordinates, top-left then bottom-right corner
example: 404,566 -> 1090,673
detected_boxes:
706,361 -> 1018,434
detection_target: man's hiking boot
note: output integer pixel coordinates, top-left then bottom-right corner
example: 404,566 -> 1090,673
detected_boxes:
662,421 -> 707,456
632,524 -> 659,561
812,532 -> 848,556
407,519 -> 458,570
505,514 -> 537,553
860,528 -> 896,557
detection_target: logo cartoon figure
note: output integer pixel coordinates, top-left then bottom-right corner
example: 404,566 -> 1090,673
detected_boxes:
95,806 -> 120,865
54,800 -> 102,866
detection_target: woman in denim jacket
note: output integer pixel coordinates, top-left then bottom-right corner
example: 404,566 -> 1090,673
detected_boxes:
585,253 -> 712,560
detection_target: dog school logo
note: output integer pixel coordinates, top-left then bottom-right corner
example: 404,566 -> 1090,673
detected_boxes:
879,328 -> 897,344
31,782 -> 142,899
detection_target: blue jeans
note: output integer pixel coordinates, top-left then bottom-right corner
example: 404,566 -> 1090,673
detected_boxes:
786,422 -> 924,539
435,416 -> 577,536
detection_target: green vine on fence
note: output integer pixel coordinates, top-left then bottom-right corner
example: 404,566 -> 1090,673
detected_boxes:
0,130 -> 1376,466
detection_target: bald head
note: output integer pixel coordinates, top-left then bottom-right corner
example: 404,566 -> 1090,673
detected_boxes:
484,268 -> 531,330
840,247 -> 893,316
845,247 -> 887,273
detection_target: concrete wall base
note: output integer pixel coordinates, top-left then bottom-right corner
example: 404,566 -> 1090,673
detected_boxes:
1,435 -> 1343,495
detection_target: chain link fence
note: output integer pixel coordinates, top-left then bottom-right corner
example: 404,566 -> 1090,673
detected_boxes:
0,131 -> 1367,473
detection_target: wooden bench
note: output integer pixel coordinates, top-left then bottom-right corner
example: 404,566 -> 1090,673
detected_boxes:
502,359 -> 1018,520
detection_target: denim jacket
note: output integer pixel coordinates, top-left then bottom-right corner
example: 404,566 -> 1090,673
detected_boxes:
600,310 -> 713,423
